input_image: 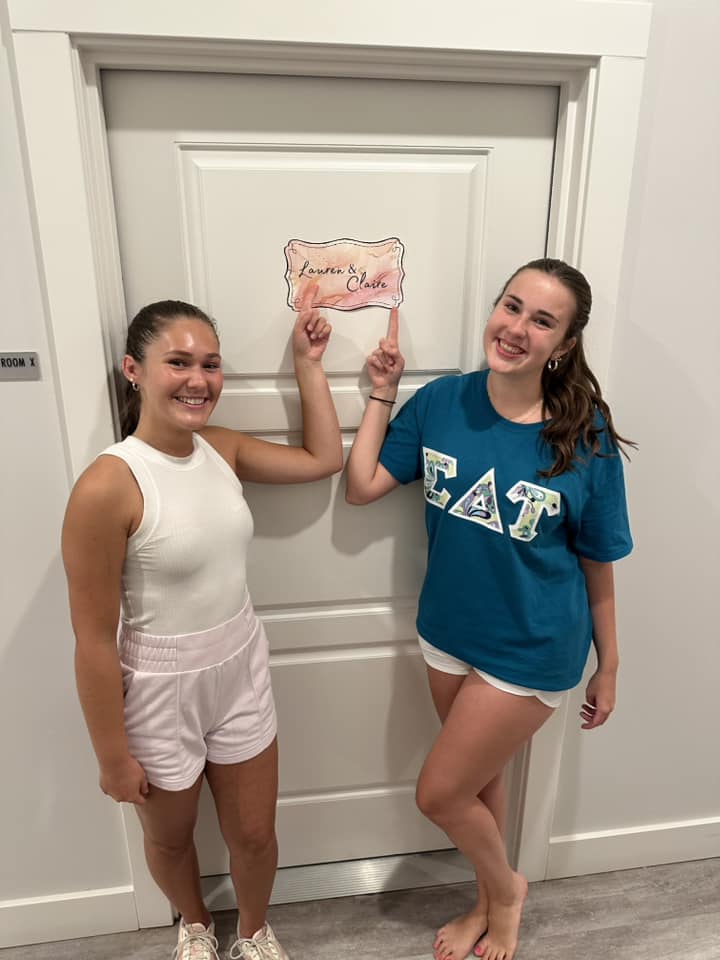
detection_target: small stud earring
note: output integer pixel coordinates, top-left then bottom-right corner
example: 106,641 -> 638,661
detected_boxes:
547,357 -> 560,372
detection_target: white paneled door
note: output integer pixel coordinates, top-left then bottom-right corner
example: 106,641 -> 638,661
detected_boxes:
101,70 -> 557,878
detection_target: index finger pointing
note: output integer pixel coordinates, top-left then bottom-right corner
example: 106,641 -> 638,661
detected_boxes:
297,280 -> 319,312
387,306 -> 399,343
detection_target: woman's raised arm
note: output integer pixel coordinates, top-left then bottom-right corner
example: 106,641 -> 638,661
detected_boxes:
208,285 -> 343,484
345,307 -> 404,505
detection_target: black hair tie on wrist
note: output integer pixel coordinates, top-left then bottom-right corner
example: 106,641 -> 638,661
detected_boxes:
368,395 -> 396,406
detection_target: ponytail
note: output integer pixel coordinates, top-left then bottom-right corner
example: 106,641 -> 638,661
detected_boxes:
120,380 -> 142,438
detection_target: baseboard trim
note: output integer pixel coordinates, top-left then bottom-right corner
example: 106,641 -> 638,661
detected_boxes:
547,815 -> 720,879
201,848 -> 472,910
0,886 -> 138,949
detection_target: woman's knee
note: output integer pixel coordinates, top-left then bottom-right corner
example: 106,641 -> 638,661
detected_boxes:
221,816 -> 276,858
143,828 -> 195,860
416,773 -> 456,825
137,804 -> 199,858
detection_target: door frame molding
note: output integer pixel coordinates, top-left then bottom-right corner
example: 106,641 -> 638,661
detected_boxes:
8,2 -> 650,926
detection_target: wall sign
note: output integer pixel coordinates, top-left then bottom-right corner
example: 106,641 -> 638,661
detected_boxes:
285,237 -> 405,311
0,352 -> 40,381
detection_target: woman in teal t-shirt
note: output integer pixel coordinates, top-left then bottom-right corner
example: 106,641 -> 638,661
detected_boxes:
345,259 -> 634,960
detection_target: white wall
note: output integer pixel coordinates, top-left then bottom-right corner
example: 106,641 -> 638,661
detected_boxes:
0,5 -> 136,948
548,0 -> 720,877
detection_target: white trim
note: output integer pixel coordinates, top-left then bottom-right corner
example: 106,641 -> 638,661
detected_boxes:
547,816 -> 720,879
121,806 -> 174,929
72,44 -> 129,427
11,31 -> 116,476
0,886 -> 138,949
515,698 -> 570,881
571,55 -> 647,385
7,1 -> 652,58
546,69 -> 596,266
32,36 -> 600,80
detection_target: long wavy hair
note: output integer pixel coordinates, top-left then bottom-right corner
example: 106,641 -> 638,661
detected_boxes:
120,300 -> 217,438
495,259 -> 636,477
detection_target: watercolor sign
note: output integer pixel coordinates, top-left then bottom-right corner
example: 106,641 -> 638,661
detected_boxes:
285,238 -> 405,311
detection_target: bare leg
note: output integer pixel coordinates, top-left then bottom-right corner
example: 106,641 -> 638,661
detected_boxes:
417,674 -> 553,960
427,669 -> 508,960
426,668 -> 493,960
205,738 -> 279,938
433,770 -> 507,960
135,773 -> 210,926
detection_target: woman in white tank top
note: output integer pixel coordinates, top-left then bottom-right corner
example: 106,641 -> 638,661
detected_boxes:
62,287 -> 342,960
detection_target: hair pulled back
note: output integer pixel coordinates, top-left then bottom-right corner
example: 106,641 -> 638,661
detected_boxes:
495,258 -> 636,476
120,300 -> 217,438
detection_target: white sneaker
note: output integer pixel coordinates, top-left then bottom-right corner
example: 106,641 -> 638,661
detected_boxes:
173,919 -> 219,960
229,921 -> 290,960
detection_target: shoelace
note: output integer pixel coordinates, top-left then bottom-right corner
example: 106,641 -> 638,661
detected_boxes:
255,928 -> 283,960
229,938 -> 264,960
173,927 -> 219,960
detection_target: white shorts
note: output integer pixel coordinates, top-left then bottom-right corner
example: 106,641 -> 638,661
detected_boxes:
418,636 -> 565,709
119,592 -> 277,791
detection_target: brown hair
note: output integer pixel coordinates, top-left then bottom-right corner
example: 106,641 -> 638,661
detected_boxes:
495,258 -> 636,477
120,300 -> 217,438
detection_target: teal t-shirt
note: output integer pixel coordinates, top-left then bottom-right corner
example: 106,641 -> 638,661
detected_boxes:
378,370 -> 633,691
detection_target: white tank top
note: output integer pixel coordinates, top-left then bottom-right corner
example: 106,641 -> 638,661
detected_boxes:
100,433 -> 254,636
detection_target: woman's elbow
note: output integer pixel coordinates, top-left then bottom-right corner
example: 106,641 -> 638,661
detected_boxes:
324,452 -> 345,478
345,480 -> 372,505
305,448 -> 344,481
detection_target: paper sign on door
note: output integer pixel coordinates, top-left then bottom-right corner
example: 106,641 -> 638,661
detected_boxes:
285,238 -> 405,311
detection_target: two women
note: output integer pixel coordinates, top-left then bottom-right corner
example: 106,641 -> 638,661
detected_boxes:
64,259 -> 632,960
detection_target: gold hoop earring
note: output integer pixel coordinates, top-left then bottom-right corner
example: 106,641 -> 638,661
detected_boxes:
547,357 -> 560,372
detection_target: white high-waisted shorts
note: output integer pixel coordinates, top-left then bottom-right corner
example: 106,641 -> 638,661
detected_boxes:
119,592 -> 277,791
418,636 -> 565,709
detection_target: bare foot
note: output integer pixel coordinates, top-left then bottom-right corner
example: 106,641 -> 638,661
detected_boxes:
474,872 -> 527,960
433,904 -> 488,960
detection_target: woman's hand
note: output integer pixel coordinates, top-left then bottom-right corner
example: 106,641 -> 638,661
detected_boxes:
292,283 -> 332,364
367,307 -> 405,390
99,754 -> 150,804
580,668 -> 616,729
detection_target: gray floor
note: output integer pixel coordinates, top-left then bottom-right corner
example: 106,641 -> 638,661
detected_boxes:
4,859 -> 719,960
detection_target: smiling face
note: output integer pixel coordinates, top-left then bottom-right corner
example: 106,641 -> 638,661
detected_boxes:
122,316 -> 223,447
483,269 -> 578,381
